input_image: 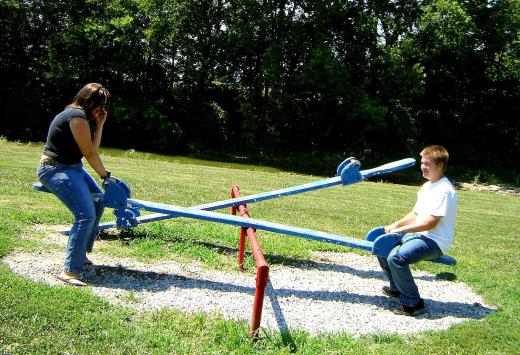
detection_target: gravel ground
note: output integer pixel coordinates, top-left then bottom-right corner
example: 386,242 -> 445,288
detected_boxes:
457,182 -> 520,196
3,229 -> 494,337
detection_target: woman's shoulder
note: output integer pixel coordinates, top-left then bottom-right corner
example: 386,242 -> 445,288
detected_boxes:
65,107 -> 86,117
59,107 -> 87,121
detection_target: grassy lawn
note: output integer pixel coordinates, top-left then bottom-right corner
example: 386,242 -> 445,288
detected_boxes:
1,139 -> 519,353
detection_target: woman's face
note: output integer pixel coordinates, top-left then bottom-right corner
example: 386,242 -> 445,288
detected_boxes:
90,105 -> 107,121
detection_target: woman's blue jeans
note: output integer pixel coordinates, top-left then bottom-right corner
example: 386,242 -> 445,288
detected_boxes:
377,233 -> 442,307
37,162 -> 104,274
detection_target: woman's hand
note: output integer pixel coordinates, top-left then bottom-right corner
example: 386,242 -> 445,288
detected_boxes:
90,105 -> 108,150
70,117 -> 107,178
92,105 -> 108,126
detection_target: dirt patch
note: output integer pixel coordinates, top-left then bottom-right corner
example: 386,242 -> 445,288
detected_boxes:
457,182 -> 520,196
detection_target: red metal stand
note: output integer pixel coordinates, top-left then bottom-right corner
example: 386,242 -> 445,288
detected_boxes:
231,185 -> 269,338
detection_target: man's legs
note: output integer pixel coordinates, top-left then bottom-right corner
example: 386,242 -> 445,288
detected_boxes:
386,233 -> 442,307
377,254 -> 398,292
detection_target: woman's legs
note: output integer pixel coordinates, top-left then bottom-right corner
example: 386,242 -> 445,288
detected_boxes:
82,168 -> 104,253
38,164 -> 97,274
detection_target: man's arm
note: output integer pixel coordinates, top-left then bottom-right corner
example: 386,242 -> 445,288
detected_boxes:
384,212 -> 417,233
387,214 -> 441,234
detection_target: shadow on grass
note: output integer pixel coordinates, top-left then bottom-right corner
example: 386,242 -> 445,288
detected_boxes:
97,230 -> 450,282
100,229 -> 242,257
97,229 -> 148,244
265,280 -> 297,352
435,272 -> 457,281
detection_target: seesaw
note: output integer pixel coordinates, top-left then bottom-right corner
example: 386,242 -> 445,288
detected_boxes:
33,157 -> 455,337
59,157 -> 412,234
32,157 -> 456,265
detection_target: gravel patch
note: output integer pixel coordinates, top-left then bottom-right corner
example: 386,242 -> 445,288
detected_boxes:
3,243 -> 494,337
457,182 -> 520,196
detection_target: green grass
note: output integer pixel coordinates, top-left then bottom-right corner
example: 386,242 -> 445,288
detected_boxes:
1,140 -> 519,353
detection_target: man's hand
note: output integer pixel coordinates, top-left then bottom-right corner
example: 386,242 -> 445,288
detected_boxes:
384,212 -> 418,234
389,228 -> 404,234
384,225 -> 397,234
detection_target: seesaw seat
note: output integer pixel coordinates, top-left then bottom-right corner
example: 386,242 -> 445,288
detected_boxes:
32,182 -> 51,193
365,226 -> 457,266
32,182 -> 104,204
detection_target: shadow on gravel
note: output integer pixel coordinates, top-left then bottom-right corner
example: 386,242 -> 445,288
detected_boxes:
266,280 -> 297,352
83,264 -> 494,321
84,264 -> 256,294
265,256 -> 445,282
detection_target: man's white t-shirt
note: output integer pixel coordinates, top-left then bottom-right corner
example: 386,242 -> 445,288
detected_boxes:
413,177 -> 458,253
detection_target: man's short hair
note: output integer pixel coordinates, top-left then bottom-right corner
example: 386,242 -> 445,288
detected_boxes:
420,145 -> 449,169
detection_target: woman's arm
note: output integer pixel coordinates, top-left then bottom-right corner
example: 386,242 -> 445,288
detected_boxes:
70,117 -> 109,179
91,106 -> 107,150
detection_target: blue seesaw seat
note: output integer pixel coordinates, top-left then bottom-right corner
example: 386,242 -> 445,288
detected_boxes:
32,182 -> 50,193
365,227 -> 457,266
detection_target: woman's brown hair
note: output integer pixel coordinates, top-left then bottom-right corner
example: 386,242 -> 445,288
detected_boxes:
67,83 -> 111,117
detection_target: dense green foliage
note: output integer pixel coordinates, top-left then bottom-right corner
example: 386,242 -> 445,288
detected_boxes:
1,1 -> 519,178
1,140 -> 520,353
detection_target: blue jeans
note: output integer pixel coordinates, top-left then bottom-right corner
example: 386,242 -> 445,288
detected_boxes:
377,233 -> 442,307
37,162 -> 104,274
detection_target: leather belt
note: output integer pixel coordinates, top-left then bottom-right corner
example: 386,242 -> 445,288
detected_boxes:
39,157 -> 58,166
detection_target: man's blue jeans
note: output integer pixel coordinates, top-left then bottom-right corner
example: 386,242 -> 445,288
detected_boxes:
377,233 -> 442,307
37,162 -> 104,274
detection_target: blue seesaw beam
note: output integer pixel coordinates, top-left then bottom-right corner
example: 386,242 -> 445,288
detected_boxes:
32,182 -> 455,264
32,157 -> 456,265
125,198 -> 454,265
85,158 -> 416,232
129,198 -> 374,251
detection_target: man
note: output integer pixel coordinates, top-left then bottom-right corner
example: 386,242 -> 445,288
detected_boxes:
378,145 -> 458,316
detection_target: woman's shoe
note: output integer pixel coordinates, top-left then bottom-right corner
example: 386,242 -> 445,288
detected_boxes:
57,272 -> 88,287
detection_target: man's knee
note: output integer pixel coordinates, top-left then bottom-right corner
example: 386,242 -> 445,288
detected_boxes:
388,252 -> 410,268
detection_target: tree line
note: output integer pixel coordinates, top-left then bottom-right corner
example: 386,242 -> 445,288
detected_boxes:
1,0 -> 519,180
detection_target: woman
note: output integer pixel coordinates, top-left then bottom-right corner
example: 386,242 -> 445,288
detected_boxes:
37,83 -> 112,286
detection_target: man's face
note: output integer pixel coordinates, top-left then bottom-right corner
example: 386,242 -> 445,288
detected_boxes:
421,156 -> 444,181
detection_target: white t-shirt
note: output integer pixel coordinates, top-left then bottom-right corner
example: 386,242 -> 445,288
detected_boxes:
413,177 -> 458,253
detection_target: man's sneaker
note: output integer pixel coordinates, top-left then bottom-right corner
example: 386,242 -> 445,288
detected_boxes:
393,299 -> 425,316
382,286 -> 400,298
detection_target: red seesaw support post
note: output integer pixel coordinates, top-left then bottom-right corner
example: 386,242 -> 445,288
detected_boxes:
231,185 -> 269,338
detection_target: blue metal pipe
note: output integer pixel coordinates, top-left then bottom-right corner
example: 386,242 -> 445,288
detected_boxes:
129,198 -> 374,251
84,158 -> 415,232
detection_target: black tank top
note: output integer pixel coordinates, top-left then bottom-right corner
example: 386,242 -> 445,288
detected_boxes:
43,108 -> 88,164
